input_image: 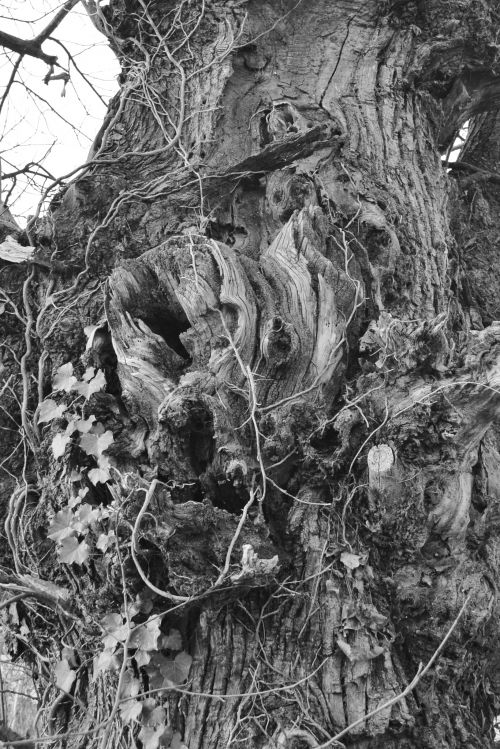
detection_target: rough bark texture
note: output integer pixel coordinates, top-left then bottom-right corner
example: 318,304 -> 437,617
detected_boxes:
3,0 -> 500,747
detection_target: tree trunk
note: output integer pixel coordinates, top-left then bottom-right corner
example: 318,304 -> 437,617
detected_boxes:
3,1 -> 500,747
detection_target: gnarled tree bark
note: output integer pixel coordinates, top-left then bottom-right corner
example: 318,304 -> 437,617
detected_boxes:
3,0 -> 500,747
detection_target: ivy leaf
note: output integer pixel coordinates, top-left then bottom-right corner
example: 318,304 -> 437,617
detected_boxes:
68,487 -> 88,509
148,652 -> 171,670
82,366 -> 96,382
65,418 -> 77,436
98,453 -> 112,471
139,725 -> 171,749
53,363 -> 78,393
72,369 -> 106,400
129,616 -> 161,652
58,536 -> 90,565
38,398 -> 67,424
119,698 -> 142,724
140,698 -> 156,717
75,415 -> 96,433
87,368 -> 106,394
158,652 -> 192,685
54,659 -> 76,693
145,668 -> 169,692
98,505 -> 111,520
139,703 -> 169,749
94,648 -> 120,676
101,613 -> 129,649
52,432 -> 71,459
119,671 -> 140,700
173,652 -> 192,682
48,508 -> 79,541
77,503 -> 100,528
129,588 -> 155,618
340,552 -> 361,571
134,649 -> 152,668
80,430 -> 114,458
88,463 -> 112,485
144,655 -> 174,691
102,612 -> 126,630
96,531 -> 116,553
147,706 -> 166,727
160,629 -> 182,652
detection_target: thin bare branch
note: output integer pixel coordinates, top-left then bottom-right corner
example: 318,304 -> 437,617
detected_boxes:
0,53 -> 23,115
34,0 -> 81,44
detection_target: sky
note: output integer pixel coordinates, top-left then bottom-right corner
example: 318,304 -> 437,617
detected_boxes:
0,0 -> 120,224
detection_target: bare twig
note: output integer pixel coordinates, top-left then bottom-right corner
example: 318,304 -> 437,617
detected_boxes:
0,53 -> 23,115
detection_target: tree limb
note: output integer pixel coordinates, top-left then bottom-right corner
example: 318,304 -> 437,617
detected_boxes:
0,0 -> 81,67
0,30 -> 57,66
34,0 -> 81,44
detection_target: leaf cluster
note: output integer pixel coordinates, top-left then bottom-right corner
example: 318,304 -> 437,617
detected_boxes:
39,361 -> 114,484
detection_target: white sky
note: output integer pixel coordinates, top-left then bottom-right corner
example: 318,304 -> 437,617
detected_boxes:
0,0 -> 120,224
